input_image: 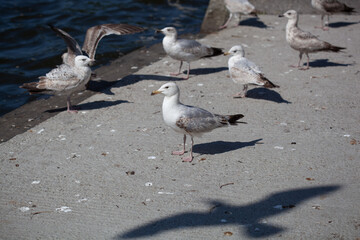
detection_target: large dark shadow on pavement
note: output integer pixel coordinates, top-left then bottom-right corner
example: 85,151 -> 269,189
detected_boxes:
239,17 -> 268,28
193,139 -> 262,155
246,88 -> 291,104
117,185 -> 340,239
307,59 -> 352,68
188,67 -> 228,76
45,99 -> 129,113
328,21 -> 360,28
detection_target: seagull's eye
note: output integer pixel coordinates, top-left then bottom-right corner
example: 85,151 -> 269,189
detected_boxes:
165,86 -> 169,89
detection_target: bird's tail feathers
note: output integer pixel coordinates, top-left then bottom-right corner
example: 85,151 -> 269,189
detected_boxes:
343,4 -> 356,13
20,82 -> 47,94
329,44 -> 346,52
207,47 -> 224,57
227,114 -> 245,125
261,75 -> 279,88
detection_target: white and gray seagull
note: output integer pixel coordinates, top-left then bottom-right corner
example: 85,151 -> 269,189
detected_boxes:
220,0 -> 257,29
225,45 -> 278,98
156,27 -> 223,80
151,82 -> 244,162
49,23 -> 144,66
279,10 -> 345,70
20,55 -> 93,113
311,0 -> 355,30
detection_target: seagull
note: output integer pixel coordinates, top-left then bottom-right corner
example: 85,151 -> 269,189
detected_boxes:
279,10 -> 345,70
224,45 -> 279,98
49,24 -> 144,66
20,55 -> 93,113
311,0 -> 356,30
156,27 -> 223,80
151,82 -> 244,162
220,0 -> 257,29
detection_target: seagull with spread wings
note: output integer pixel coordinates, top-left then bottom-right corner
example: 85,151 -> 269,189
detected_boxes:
49,24 -> 144,66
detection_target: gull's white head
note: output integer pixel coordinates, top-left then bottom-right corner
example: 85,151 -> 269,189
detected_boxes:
225,45 -> 245,57
74,55 -> 94,67
151,82 -> 179,97
280,10 -> 298,20
157,27 -> 177,37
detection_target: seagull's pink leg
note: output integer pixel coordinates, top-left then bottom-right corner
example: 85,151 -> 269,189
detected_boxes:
183,62 -> 190,80
219,13 -> 233,29
170,61 -> 183,76
300,53 -> 310,70
315,14 -> 329,31
182,136 -> 194,162
289,52 -> 303,69
233,85 -> 248,98
172,134 -> 186,155
67,96 -> 78,113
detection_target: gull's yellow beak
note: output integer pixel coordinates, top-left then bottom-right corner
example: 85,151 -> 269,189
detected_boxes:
224,52 -> 230,56
151,90 -> 161,95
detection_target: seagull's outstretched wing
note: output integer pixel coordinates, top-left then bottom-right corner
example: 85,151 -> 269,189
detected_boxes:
82,24 -> 144,60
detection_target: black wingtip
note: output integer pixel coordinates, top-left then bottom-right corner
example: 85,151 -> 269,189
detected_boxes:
228,114 -> 244,124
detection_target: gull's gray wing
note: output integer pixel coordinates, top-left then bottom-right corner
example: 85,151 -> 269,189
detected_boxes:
82,23 -> 144,60
49,25 -> 83,57
39,64 -> 83,91
321,0 -> 346,13
176,39 -> 213,58
175,105 -> 224,133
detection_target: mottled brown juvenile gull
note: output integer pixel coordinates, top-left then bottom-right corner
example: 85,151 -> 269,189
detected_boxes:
20,55 -> 93,113
220,0 -> 257,29
50,24 -> 144,66
225,45 -> 278,98
156,27 -> 223,80
279,10 -> 345,70
151,82 -> 244,162
311,0 -> 355,30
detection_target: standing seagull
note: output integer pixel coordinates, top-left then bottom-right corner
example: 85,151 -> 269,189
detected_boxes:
151,82 -> 244,162
311,0 -> 355,30
220,0 -> 257,29
20,55 -> 93,113
156,27 -> 223,80
279,10 -> 345,70
225,45 -> 278,98
49,24 -> 144,66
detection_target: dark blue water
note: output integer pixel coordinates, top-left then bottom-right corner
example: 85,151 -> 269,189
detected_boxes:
0,0 -> 209,116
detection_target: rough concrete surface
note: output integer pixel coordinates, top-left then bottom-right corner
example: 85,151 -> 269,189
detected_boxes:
1,14 -> 360,239
201,0 -> 360,33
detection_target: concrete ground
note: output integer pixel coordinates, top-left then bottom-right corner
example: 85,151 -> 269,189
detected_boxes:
1,14 -> 359,239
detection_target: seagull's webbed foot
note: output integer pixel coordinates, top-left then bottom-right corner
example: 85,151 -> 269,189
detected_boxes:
233,92 -> 246,98
314,26 -> 329,31
170,72 -> 181,76
182,155 -> 193,162
172,150 -> 185,156
299,66 -> 310,71
289,64 -> 300,68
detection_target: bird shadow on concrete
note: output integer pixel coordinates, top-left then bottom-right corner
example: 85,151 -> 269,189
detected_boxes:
87,79 -> 118,95
328,21 -> 360,28
246,88 -> 291,104
45,99 -> 130,113
187,67 -> 228,77
239,17 -> 268,28
307,59 -> 352,68
116,185 -> 340,239
192,138 -> 262,155
111,74 -> 185,89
